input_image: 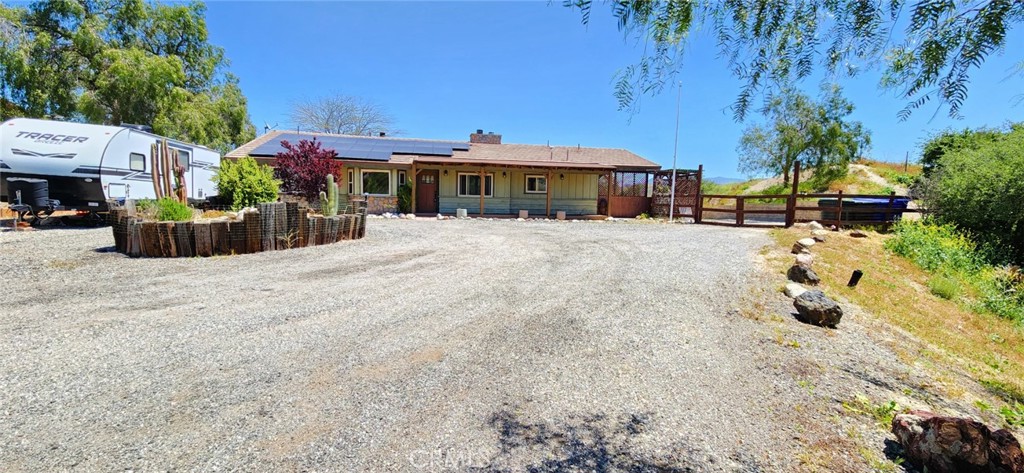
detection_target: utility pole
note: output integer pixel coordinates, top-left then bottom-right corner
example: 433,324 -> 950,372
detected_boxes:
669,81 -> 682,222
904,151 -> 909,173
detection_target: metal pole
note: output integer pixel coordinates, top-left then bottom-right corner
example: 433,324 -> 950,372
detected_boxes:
669,81 -> 681,222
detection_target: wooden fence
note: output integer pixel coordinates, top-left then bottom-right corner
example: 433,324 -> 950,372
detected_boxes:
108,202 -> 367,257
694,162 -> 919,228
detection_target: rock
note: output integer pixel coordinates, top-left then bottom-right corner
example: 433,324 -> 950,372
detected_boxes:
795,253 -> 814,268
849,229 -> 868,238
787,264 -> 820,285
793,290 -> 842,327
808,221 -> 825,231
516,218 -> 525,222
784,283 -> 807,298
892,410 -> 1024,473
811,229 -> 828,236
436,214 -> 444,220
791,238 -> 816,254
813,235 -> 827,243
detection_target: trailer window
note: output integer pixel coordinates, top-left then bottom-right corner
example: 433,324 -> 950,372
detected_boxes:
129,153 -> 146,172
176,149 -> 191,171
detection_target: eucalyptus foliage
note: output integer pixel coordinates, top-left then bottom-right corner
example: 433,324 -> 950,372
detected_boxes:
0,0 -> 255,153
567,0 -> 1023,120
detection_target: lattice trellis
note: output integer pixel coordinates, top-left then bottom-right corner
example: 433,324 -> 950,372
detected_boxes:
613,171 -> 650,197
650,169 -> 701,217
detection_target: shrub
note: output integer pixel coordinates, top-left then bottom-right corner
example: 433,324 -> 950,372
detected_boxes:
213,156 -> 280,210
134,198 -> 156,213
274,139 -> 342,201
928,275 -> 960,300
154,197 -> 193,221
885,220 -> 981,274
892,173 -> 916,186
924,123 -> 1024,263
397,182 -> 412,214
977,266 -> 1024,323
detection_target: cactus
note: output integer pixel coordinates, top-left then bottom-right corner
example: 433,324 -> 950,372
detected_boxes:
320,174 -> 339,216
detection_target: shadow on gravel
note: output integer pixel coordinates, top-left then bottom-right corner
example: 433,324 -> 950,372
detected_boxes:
470,407 -> 763,472
883,439 -> 918,472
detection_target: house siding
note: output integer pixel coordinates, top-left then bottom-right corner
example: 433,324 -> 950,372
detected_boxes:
433,166 -> 598,216
340,164 -> 402,213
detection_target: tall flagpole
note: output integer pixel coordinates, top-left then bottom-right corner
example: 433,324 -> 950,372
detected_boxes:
668,81 -> 682,222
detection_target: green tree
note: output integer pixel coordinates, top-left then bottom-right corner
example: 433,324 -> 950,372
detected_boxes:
568,1 -> 1024,120
736,87 -> 870,186
0,0 -> 255,153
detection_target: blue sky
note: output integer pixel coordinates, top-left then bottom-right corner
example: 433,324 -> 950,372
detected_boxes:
205,1 -> 1024,179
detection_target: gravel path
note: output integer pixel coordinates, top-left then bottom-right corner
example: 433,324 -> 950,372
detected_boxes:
1,220 -> 800,471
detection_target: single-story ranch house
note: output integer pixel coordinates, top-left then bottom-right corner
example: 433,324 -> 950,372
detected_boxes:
225,130 -> 661,218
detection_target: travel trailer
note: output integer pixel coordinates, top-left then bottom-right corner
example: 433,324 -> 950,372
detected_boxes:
0,118 -> 219,216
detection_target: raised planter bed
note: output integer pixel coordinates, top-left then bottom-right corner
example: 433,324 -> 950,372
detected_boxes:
108,201 -> 367,257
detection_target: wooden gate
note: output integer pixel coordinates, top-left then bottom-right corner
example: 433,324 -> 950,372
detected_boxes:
650,166 -> 702,218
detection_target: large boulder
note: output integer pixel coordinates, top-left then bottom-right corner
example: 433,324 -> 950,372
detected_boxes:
787,264 -> 820,285
892,410 -> 1024,473
793,290 -> 842,327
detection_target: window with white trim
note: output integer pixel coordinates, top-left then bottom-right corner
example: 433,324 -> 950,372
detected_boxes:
525,174 -> 547,194
361,170 -> 391,195
347,169 -> 354,194
457,173 -> 493,197
398,170 -> 407,187
129,152 -> 146,172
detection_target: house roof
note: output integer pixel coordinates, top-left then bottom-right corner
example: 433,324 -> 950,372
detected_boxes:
226,130 -> 660,170
443,142 -> 658,170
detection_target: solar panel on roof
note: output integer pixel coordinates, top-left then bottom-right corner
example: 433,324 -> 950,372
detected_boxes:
249,133 -> 469,161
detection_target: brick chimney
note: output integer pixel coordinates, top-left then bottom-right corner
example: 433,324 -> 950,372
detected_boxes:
470,129 -> 501,144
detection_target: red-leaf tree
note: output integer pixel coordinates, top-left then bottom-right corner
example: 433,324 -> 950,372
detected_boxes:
274,138 -> 342,200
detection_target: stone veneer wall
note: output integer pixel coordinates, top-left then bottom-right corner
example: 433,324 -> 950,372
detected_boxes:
366,196 -> 399,214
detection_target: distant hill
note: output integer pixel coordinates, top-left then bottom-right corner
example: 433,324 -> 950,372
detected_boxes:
706,176 -> 745,185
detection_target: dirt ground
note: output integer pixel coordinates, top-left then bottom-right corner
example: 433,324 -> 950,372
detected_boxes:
0,219 -> 978,471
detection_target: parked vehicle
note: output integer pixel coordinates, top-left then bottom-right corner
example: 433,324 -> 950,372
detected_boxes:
0,118 -> 219,220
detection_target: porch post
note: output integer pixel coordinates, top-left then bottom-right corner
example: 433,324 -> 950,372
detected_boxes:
410,162 -> 417,215
606,170 -> 613,217
546,170 -> 553,218
479,168 -> 485,217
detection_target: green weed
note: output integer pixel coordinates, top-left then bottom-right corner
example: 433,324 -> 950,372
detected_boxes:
842,394 -> 900,429
928,275 -> 961,300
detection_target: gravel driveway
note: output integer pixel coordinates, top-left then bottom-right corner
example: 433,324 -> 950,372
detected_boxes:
1,219 -> 798,471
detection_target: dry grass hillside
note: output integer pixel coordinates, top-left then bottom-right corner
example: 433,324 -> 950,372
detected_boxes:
771,228 -> 1024,431
706,159 -> 922,196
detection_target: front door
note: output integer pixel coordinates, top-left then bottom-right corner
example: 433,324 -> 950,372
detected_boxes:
416,170 -> 438,214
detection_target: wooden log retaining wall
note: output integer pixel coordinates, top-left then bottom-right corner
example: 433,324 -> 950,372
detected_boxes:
108,202 -> 367,258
